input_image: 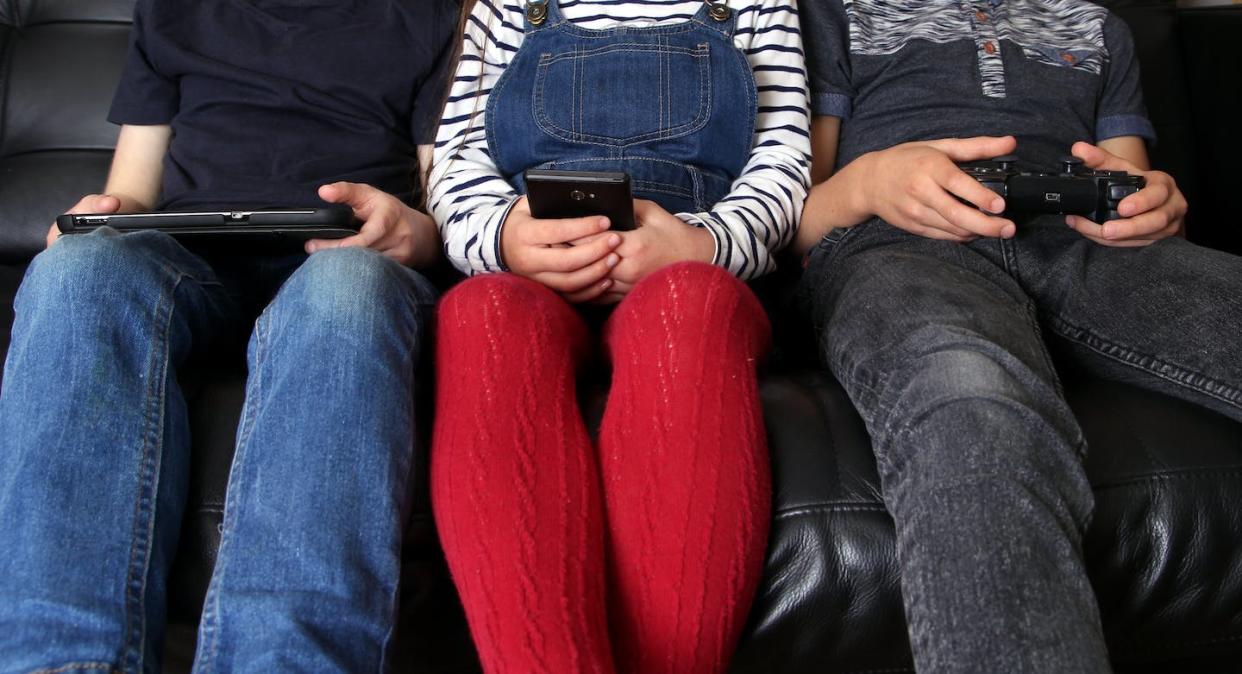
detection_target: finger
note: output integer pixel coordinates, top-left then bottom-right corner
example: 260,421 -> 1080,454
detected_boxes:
923,136 -> 1018,163
1115,181 -> 1171,219
565,231 -> 613,247
319,182 -> 377,220
562,278 -> 614,304
605,279 -> 634,295
531,251 -> 620,293
943,169 -> 1006,214
1100,208 -> 1175,241
525,233 -> 622,272
888,198 -> 974,240
67,194 -> 121,215
1075,225 -> 1176,248
1065,214 -> 1105,239
1070,141 -> 1135,173
925,188 -> 1015,238
591,291 -> 626,305
526,215 -> 611,246
307,216 -> 388,252
903,220 -> 976,243
1068,215 -> 1180,247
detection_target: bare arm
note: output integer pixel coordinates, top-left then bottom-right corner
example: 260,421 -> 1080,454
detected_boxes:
47,124 -> 171,247
1097,135 -> 1150,170
795,116 -> 869,255
795,118 -> 1019,256
103,124 -> 172,212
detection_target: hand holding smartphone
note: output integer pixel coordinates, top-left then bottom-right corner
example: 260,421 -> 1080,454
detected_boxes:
524,169 -> 635,231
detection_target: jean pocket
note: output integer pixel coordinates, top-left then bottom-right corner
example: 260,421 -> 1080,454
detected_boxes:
533,42 -> 712,147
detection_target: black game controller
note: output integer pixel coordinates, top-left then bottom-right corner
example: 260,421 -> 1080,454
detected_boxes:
959,155 -> 1145,224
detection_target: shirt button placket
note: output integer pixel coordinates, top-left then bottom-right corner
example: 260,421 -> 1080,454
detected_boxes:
968,0 -> 1007,98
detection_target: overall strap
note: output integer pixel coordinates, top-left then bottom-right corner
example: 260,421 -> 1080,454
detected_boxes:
695,0 -> 738,38
523,0 -> 563,31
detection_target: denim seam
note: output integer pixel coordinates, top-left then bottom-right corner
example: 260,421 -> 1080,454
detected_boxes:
1047,315 -> 1242,411
194,308 -> 270,673
533,44 -> 711,147
29,664 -> 117,674
120,272 -> 182,674
1024,300 -> 1068,402
553,21 -> 699,39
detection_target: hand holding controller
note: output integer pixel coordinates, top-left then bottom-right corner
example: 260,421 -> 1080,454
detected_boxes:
959,155 -> 1145,224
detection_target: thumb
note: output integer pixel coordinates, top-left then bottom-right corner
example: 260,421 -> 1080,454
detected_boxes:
68,194 -> 121,215
319,182 -> 374,216
927,136 -> 1018,163
1071,141 -> 1134,172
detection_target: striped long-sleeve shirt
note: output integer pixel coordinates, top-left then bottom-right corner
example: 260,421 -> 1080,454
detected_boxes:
428,0 -> 811,280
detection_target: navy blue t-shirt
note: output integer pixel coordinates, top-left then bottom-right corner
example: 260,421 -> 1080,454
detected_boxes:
108,0 -> 459,211
800,0 -> 1156,170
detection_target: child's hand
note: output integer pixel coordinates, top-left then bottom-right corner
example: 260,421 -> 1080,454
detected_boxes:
860,136 -> 1017,242
48,194 -> 121,248
1066,142 -> 1186,247
500,197 -> 623,303
601,200 -> 715,302
309,182 -> 438,268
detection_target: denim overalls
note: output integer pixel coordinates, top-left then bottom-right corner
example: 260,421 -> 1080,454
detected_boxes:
486,0 -> 757,215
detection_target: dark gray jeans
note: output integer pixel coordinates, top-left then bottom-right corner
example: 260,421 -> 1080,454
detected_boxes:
798,215 -> 1242,673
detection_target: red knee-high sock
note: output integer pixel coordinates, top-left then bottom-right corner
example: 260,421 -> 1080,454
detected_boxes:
431,274 -> 615,674
599,262 -> 773,674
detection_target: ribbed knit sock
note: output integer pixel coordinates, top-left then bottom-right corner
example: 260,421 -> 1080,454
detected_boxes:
599,262 -> 773,674
431,273 -> 616,674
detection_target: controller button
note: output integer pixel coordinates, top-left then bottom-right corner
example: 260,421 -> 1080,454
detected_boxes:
1109,185 -> 1134,200
1060,156 -> 1085,174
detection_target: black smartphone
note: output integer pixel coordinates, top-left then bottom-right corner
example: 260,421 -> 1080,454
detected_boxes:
55,206 -> 359,241
524,169 -> 635,231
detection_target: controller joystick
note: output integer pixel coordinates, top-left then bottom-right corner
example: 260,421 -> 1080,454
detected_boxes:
1059,156 -> 1085,174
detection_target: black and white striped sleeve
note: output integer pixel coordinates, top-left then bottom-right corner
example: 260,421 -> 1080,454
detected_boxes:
427,0 -> 527,276
680,0 -> 811,280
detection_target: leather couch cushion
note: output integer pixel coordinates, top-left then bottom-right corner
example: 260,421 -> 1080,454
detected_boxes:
0,1 -> 130,262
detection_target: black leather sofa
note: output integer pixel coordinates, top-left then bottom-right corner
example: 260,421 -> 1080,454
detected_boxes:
2,1 -> 1240,672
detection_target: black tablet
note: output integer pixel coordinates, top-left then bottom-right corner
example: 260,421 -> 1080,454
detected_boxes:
56,206 -> 359,242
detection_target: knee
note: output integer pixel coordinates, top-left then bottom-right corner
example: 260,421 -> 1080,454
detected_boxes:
437,273 -> 585,367
19,231 -> 182,317
275,247 -> 430,335
438,273 -> 566,338
884,347 -> 1092,522
609,262 -> 770,357
29,231 -> 167,290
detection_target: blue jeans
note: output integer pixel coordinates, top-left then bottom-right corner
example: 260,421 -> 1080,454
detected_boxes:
799,216 -> 1242,673
0,230 -> 436,673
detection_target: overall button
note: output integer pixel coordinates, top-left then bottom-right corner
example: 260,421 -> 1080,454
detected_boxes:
975,10 -> 988,22
708,2 -> 732,22
983,41 -> 997,55
527,1 -> 548,25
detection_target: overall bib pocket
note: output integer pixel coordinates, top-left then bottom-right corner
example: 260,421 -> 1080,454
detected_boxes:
533,42 -> 713,147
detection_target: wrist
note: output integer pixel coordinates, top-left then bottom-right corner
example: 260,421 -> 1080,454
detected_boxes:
845,151 -> 881,222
